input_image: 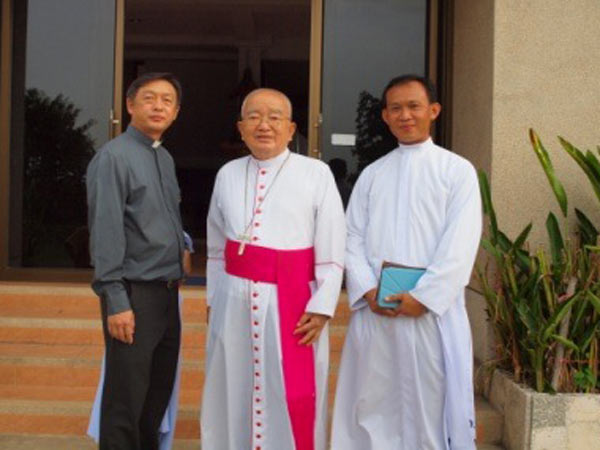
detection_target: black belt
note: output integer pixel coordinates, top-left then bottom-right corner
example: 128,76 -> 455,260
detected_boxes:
126,279 -> 180,290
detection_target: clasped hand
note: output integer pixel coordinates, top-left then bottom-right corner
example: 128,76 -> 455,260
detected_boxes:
364,288 -> 427,318
293,312 -> 329,345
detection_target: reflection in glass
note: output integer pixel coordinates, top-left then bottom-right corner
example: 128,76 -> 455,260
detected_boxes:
22,89 -> 95,267
10,0 -> 115,267
321,0 -> 427,185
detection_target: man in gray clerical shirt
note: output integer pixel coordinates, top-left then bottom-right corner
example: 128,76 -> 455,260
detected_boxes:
86,72 -> 184,450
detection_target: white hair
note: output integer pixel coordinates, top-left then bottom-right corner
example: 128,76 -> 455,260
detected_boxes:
239,88 -> 293,119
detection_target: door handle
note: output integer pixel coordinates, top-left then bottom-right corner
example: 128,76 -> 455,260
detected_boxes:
109,109 -> 121,139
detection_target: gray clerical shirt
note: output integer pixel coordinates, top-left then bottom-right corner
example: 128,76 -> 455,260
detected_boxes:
86,125 -> 184,315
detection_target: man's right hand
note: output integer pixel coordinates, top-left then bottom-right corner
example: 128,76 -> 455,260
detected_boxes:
107,309 -> 135,344
364,288 -> 397,317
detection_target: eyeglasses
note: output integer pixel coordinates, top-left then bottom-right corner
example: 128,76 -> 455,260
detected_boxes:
242,113 -> 291,128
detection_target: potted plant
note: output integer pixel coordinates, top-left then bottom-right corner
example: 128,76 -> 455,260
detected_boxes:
476,129 -> 600,449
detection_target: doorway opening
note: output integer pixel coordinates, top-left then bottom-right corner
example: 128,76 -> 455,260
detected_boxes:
123,0 -> 311,278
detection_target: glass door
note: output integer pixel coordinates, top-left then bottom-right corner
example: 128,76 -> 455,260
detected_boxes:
7,0 -> 120,270
319,0 -> 430,202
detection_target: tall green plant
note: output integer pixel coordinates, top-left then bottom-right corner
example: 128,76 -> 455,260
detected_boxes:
477,129 -> 600,393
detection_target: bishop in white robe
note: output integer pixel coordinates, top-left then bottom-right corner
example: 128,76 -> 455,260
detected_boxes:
201,88 -> 345,450
331,76 -> 482,450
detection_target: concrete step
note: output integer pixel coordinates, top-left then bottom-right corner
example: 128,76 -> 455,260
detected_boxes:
0,282 -> 504,447
0,398 -> 200,439
475,396 -> 503,446
0,283 -> 353,326
0,433 -> 504,450
0,396 -> 504,445
0,434 -> 200,450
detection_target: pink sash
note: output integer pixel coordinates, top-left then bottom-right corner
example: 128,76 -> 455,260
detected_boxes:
225,239 -> 316,450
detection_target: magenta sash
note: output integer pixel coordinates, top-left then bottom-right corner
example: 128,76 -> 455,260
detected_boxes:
225,239 -> 316,450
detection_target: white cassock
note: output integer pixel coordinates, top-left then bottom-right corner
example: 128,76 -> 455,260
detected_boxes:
202,149 -> 346,450
331,138 -> 481,450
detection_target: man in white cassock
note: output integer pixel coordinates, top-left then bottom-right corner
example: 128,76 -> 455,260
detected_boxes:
331,75 -> 482,450
202,88 -> 345,450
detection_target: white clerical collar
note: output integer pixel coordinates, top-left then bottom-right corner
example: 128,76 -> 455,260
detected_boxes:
396,137 -> 433,152
252,148 -> 290,168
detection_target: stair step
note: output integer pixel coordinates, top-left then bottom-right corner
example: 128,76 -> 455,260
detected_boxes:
0,397 -> 503,445
0,433 -> 504,450
0,434 -> 200,450
0,282 -> 503,447
0,385 -> 203,405
0,285 -> 352,325
0,318 -> 347,356
0,398 -> 200,438
475,396 -> 503,446
0,361 -> 345,391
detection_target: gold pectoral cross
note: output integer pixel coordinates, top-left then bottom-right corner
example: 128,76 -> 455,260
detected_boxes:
237,233 -> 251,255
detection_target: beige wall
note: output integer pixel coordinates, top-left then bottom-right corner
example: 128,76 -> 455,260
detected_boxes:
452,0 -> 494,175
455,0 -> 600,245
492,0 -> 600,244
453,0 -> 600,362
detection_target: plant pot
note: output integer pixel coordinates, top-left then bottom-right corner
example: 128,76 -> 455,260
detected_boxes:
486,369 -> 600,450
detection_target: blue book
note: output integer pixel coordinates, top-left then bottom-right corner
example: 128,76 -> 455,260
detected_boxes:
376,262 -> 426,309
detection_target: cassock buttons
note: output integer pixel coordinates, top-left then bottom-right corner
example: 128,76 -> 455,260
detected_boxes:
254,333 -> 259,339
255,208 -> 262,214
260,170 -> 266,175
252,305 -> 258,310
254,222 -> 260,227
257,196 -> 263,201
254,321 -> 259,326
252,236 -> 259,241
252,292 -> 258,298
259,184 -> 265,189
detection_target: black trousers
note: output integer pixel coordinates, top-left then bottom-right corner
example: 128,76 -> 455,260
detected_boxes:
99,281 -> 181,450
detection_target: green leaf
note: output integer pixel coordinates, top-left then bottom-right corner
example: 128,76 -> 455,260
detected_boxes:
587,290 -> 600,315
585,150 -> 600,177
575,208 -> 598,247
551,334 -> 579,352
478,170 -> 499,242
559,136 -> 600,205
546,212 -> 565,268
580,322 -> 600,353
542,292 -> 580,342
516,301 -> 538,334
574,367 -> 596,390
481,239 -> 502,260
498,231 -> 513,253
513,223 -> 533,250
515,248 -> 532,271
530,129 -> 568,216
570,297 -> 590,337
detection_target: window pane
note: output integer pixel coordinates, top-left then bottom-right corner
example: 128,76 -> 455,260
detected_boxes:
321,0 -> 427,190
10,0 -> 115,267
